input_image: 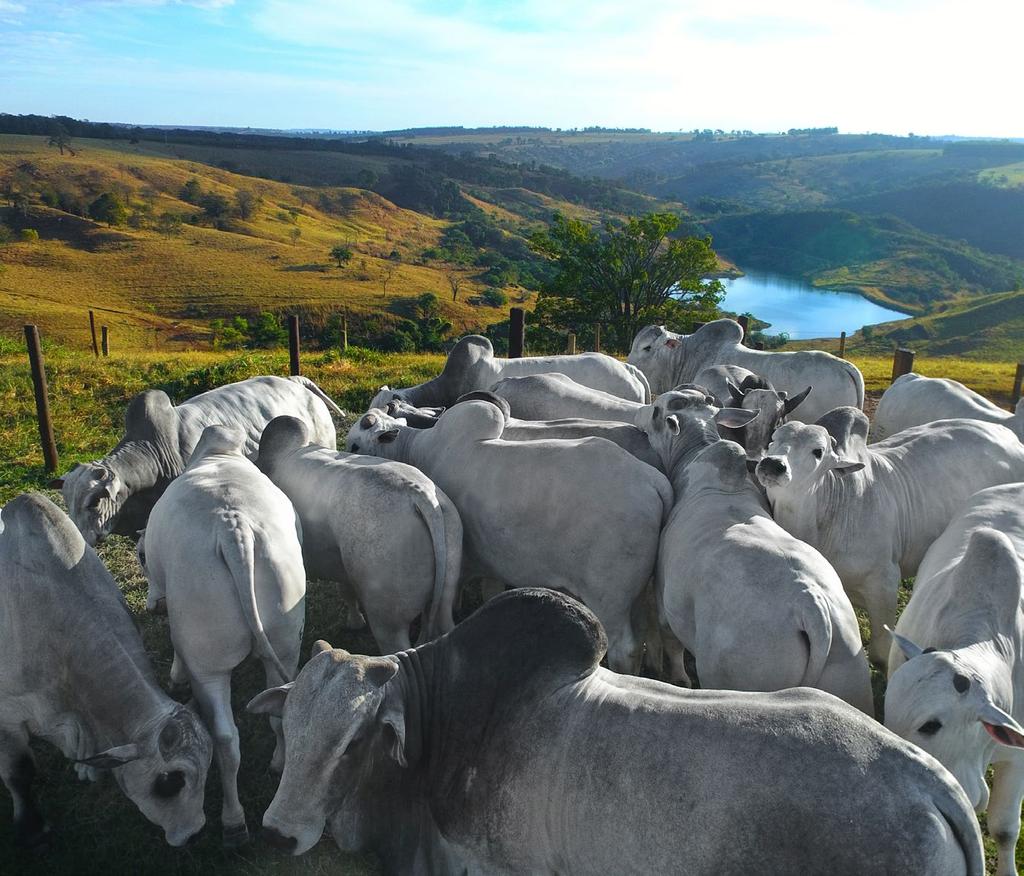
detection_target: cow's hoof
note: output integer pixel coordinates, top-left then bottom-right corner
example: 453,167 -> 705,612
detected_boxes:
222,822 -> 250,848
14,817 -> 51,851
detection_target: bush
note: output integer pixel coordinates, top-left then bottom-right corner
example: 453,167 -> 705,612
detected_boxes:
0,224 -> 12,244
88,192 -> 128,226
19,228 -> 39,242
480,287 -> 507,307
179,178 -> 202,204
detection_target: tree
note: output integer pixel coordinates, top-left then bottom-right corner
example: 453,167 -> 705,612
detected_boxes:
445,268 -> 462,302
156,212 -> 184,235
179,178 -> 202,204
529,212 -> 723,351
199,193 -> 231,222
330,244 -> 354,268
381,263 -> 396,297
47,122 -> 75,156
289,226 -> 301,244
88,192 -> 128,226
234,189 -> 259,219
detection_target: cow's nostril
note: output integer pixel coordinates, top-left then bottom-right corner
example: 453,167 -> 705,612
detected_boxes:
262,825 -> 298,851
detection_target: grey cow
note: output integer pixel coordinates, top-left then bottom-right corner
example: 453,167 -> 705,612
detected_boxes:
385,395 -> 663,471
344,401 -> 672,672
887,483 -> 1024,876
140,425 -> 305,846
0,493 -> 212,848
637,389 -> 873,713
628,320 -> 862,422
257,415 -> 463,652
53,375 -> 342,546
757,410 -> 1024,666
248,588 -> 983,875
490,372 -> 642,422
370,333 -> 649,410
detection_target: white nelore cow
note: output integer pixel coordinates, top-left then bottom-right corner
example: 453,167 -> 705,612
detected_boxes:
140,425 -> 305,847
886,483 -> 1024,876
0,493 -> 212,848
370,334 -> 649,410
54,375 -> 342,546
344,400 -> 673,672
628,320 -> 862,422
257,416 -> 462,652
874,372 -> 1024,441
637,389 -> 873,713
756,410 -> 1024,666
489,373 -> 642,423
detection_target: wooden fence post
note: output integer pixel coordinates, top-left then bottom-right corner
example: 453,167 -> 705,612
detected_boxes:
737,315 -> 749,342
341,313 -> 348,353
567,332 -> 576,355
88,310 -> 99,358
100,326 -> 109,357
593,323 -> 601,352
24,324 -> 59,473
891,347 -> 915,383
288,315 -> 301,375
1012,363 -> 1024,407
838,331 -> 847,359
508,307 -> 525,358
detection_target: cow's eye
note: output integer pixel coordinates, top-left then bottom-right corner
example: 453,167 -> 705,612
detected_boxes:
153,770 -> 185,798
350,443 -> 359,453
642,345 -> 652,351
812,448 -> 823,459
918,719 -> 942,736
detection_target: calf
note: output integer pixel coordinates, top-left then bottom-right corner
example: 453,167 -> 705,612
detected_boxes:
141,425 -> 305,846
0,493 -> 211,847
490,372 -> 642,422
887,483 -> 1024,876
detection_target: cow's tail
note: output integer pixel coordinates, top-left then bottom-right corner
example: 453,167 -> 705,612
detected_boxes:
218,519 -> 291,682
838,358 -> 865,410
932,780 -> 985,876
412,486 -> 461,644
797,589 -> 833,687
624,362 -> 652,404
288,375 -> 346,417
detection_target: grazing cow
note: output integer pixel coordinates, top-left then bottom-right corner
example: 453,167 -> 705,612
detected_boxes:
384,395 -> 663,471
257,416 -> 462,652
637,390 -> 872,713
247,588 -> 983,874
140,425 -> 305,846
344,401 -> 673,672
874,372 -> 1024,441
628,320 -> 862,422
0,493 -> 212,848
490,372 -> 642,423
756,410 -> 1024,666
886,483 -> 1024,876
52,375 -> 342,546
695,366 -> 811,459
370,333 -> 649,410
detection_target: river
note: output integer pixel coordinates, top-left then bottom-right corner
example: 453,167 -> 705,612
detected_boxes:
717,270 -> 907,339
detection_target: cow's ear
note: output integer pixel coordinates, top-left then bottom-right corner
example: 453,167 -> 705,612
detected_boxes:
378,428 -> 400,444
715,407 -> 758,429
48,477 -> 65,489
831,459 -> 865,476
978,702 -> 1024,748
886,626 -> 923,660
726,380 -> 745,406
379,698 -> 408,768
78,743 -> 141,769
665,415 -> 681,436
246,683 -> 294,718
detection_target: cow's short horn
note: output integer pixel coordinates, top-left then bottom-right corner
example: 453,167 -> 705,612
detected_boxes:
360,413 -> 378,430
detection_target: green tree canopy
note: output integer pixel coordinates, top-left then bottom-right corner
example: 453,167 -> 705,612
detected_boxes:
330,244 -> 354,268
529,212 -> 723,351
88,192 -> 128,226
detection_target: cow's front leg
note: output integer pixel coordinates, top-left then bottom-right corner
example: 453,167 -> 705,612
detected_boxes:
190,672 -> 248,847
989,756 -> 1024,876
0,726 -> 48,848
859,564 -> 899,669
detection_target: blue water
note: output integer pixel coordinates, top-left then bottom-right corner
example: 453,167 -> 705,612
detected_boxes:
718,271 -> 907,339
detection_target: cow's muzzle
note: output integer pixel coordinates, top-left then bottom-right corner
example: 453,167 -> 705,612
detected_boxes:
755,456 -> 789,485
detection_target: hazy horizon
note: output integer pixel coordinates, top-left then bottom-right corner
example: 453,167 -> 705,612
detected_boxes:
2,0 -> 1023,138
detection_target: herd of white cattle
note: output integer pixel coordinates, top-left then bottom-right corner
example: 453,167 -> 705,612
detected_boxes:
4,319 -> 1024,873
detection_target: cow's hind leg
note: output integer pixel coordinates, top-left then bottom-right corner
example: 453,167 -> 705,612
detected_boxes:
263,633 -> 302,775
190,672 -> 248,847
988,756 -> 1024,876
0,726 -> 48,848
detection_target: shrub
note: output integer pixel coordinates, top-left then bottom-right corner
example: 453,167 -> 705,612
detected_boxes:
0,224 -> 12,244
481,287 -> 508,308
19,228 -> 39,242
89,192 -> 128,226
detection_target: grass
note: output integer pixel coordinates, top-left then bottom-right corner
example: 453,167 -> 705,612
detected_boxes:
1,342 -> 1021,873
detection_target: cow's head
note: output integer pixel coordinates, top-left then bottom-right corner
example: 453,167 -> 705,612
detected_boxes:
626,325 -> 686,395
369,384 -> 408,412
756,421 -> 863,491
344,409 -> 405,458
885,641 -> 1024,811
725,378 -> 811,460
636,387 -> 757,470
78,705 -> 212,846
51,462 -> 129,546
248,642 -> 406,856
384,398 -> 444,428
258,416 -> 311,477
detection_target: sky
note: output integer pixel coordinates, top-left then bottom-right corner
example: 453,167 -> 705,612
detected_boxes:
1,0 -> 1022,136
